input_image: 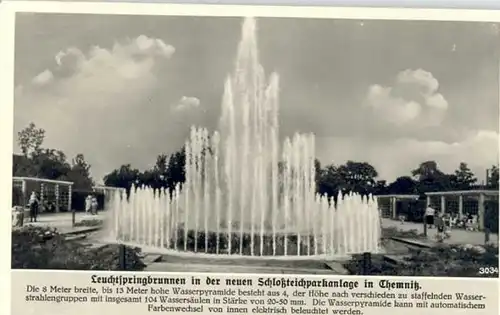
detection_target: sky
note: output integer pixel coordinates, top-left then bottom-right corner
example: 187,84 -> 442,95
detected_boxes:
13,13 -> 500,184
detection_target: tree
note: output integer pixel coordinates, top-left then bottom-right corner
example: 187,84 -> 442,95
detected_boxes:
373,180 -> 388,195
165,147 -> 186,193
411,161 -> 452,192
487,165 -> 499,188
316,164 -> 345,197
12,154 -> 34,177
64,154 -> 94,190
30,149 -> 71,180
17,122 -> 45,157
314,159 -> 322,192
411,161 -> 443,181
155,154 -> 168,174
103,164 -> 141,190
14,123 -> 95,187
387,176 -> 417,195
337,161 -> 378,194
13,148 -> 71,180
453,162 -> 477,189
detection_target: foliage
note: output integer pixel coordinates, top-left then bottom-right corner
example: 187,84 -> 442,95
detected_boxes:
381,227 -> 427,239
74,219 -> 104,227
487,165 -> 499,189
103,164 -> 141,191
64,154 -> 94,190
102,146 -> 494,201
103,148 -> 186,194
18,120 -> 493,203
484,200 -> 499,233
165,226 -> 321,256
315,161 -> 379,197
344,242 -> 499,278
337,161 -> 378,194
13,123 -> 94,190
454,162 -> 477,189
12,226 -> 145,270
387,176 -> 417,195
17,122 -> 45,157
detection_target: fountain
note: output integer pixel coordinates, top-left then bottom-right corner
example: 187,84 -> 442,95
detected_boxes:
106,17 -> 381,259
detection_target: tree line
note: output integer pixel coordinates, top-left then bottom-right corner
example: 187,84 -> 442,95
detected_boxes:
13,123 -> 94,191
13,123 -> 499,197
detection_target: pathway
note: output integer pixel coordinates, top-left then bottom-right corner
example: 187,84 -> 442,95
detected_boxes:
381,218 -> 499,246
19,212 -> 497,246
15,212 -> 106,234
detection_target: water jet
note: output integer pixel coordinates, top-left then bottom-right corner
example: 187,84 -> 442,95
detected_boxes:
106,17 -> 381,260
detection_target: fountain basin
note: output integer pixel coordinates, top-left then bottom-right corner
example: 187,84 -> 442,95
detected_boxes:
104,238 -> 352,262
114,225 -> 368,258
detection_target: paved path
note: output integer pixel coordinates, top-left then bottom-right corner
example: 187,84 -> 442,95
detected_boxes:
381,218 -> 499,246
19,212 -> 497,246
19,212 -> 498,245
16,212 -> 106,234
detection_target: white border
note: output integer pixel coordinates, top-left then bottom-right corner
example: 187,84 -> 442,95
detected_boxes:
1,2 -> 499,315
2,1 -> 500,21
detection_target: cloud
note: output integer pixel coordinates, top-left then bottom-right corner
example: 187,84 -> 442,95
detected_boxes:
32,70 -> 53,85
14,35 -> 179,183
173,96 -> 201,112
316,129 -> 499,182
365,69 -> 449,127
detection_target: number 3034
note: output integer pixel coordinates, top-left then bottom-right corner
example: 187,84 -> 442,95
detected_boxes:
478,267 -> 499,275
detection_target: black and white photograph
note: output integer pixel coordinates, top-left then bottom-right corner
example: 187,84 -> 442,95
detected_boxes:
10,9 -> 500,277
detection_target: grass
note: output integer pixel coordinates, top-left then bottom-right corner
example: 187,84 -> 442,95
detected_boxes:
12,225 -> 145,271
345,227 -> 499,278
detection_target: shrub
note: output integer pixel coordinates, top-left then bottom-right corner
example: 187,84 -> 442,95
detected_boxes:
74,219 -> 103,227
171,227 -> 319,256
344,243 -> 499,277
12,226 -> 145,271
381,227 -> 426,239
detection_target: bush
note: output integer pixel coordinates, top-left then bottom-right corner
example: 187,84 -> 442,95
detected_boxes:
118,224 -> 323,256
381,227 -> 427,239
12,226 -> 145,271
344,243 -> 499,277
74,219 -> 103,227
396,200 -> 426,223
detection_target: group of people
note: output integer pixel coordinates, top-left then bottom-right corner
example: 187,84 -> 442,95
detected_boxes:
424,205 -> 451,240
13,191 -> 100,228
85,195 -> 99,215
424,204 -> 479,241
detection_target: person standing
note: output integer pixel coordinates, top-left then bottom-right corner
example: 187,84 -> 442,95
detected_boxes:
466,213 -> 474,231
28,191 -> 39,222
85,195 -> 92,214
91,195 -> 98,215
424,204 -> 436,229
443,213 -> 452,239
435,213 -> 445,242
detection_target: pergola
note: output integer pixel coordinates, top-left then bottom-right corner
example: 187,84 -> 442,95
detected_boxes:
425,190 -> 499,230
376,194 -> 420,219
12,176 -> 73,212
